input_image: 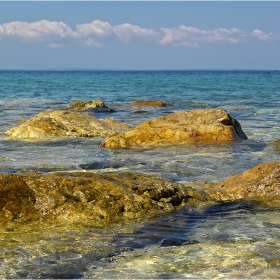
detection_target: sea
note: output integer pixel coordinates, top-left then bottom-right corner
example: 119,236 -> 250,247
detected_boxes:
0,70 -> 280,279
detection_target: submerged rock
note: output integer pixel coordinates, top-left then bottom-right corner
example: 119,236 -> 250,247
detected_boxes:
100,108 -> 248,148
131,100 -> 169,107
0,171 -> 207,225
207,160 -> 280,201
66,100 -> 113,111
5,110 -> 129,140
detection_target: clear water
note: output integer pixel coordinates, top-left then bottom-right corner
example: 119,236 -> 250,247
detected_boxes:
0,70 -> 280,278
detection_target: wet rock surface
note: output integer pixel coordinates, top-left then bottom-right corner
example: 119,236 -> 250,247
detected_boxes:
207,160 -> 280,201
66,100 -> 113,111
101,108 -> 248,148
130,100 -> 169,107
0,171 -> 203,225
1,160 -> 279,225
5,110 -> 129,140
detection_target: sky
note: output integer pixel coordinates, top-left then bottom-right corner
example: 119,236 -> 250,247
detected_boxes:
0,1 -> 280,70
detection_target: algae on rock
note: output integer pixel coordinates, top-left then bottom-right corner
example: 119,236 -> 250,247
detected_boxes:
0,171 -> 203,225
5,110 -> 129,140
101,108 -> 248,148
66,100 -> 113,111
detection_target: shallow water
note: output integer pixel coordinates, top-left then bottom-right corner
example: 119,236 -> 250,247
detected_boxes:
0,70 -> 280,278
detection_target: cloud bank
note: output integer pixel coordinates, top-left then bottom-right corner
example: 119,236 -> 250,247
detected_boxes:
0,19 -> 277,47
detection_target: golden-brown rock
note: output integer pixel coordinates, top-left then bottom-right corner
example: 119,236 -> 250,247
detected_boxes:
5,110 -> 129,140
0,171 -> 204,225
101,108 -> 247,148
207,160 -> 280,201
131,100 -> 169,107
66,100 -> 113,111
0,174 -> 39,223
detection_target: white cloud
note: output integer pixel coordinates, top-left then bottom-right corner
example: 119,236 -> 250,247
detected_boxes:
0,20 -> 72,41
75,20 -> 113,37
113,23 -> 157,42
0,19 -> 278,48
251,29 -> 274,41
84,38 -> 102,47
160,25 -> 247,46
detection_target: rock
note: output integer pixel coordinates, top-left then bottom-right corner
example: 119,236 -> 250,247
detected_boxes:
276,139 -> 280,150
5,110 -> 129,140
0,171 -> 206,225
0,174 -> 39,223
207,160 -> 280,201
131,100 -> 169,107
66,100 -> 113,111
100,108 -> 248,148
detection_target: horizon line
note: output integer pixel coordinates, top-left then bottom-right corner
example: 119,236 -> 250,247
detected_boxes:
1,68 -> 280,71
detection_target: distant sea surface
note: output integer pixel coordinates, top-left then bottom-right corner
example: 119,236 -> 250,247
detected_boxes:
1,70 -> 280,278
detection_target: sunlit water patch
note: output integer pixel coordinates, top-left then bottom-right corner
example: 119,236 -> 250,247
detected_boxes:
1,201 -> 279,279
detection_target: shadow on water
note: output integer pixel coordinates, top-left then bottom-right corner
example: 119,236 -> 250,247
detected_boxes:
110,200 -> 261,250
19,200 -> 268,279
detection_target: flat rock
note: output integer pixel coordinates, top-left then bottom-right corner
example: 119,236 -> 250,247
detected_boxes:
5,110 -> 129,140
100,108 -> 247,148
207,160 -> 280,201
66,100 -> 113,111
0,171 -> 206,225
131,100 -> 169,107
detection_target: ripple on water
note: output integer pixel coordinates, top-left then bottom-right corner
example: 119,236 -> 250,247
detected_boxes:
1,201 -> 280,279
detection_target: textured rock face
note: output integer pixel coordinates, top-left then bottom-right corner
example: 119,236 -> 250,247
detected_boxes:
0,171 -> 205,225
0,174 -> 39,223
5,110 -> 129,140
66,100 -> 113,111
101,108 -> 248,148
207,160 -> 280,201
1,161 -> 279,225
131,100 -> 169,107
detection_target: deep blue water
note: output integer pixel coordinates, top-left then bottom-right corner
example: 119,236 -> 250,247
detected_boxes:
0,70 -> 280,278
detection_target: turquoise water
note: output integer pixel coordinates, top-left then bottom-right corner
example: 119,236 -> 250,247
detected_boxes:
0,70 -> 280,278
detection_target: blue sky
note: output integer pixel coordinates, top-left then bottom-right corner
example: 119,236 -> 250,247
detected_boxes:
0,1 -> 280,70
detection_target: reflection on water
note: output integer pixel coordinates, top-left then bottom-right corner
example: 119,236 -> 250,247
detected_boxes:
1,200 -> 280,279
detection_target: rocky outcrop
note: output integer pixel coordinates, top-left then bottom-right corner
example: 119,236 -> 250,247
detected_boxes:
206,160 -> 280,201
100,108 -> 248,148
1,161 -> 279,225
5,110 -> 129,140
66,100 -> 113,111
0,171 -> 206,225
131,100 -> 169,107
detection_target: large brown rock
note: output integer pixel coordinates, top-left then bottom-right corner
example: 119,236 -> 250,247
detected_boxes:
100,108 -> 247,148
207,160 -> 280,201
0,171 -> 207,225
131,100 -> 169,107
5,110 -> 129,140
66,100 -> 113,111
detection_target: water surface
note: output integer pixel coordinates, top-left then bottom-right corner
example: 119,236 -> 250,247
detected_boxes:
0,70 -> 280,278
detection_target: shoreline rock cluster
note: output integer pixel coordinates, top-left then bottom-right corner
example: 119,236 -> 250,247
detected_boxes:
1,160 -> 279,225
5,100 -> 248,147
1,99 -> 280,225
